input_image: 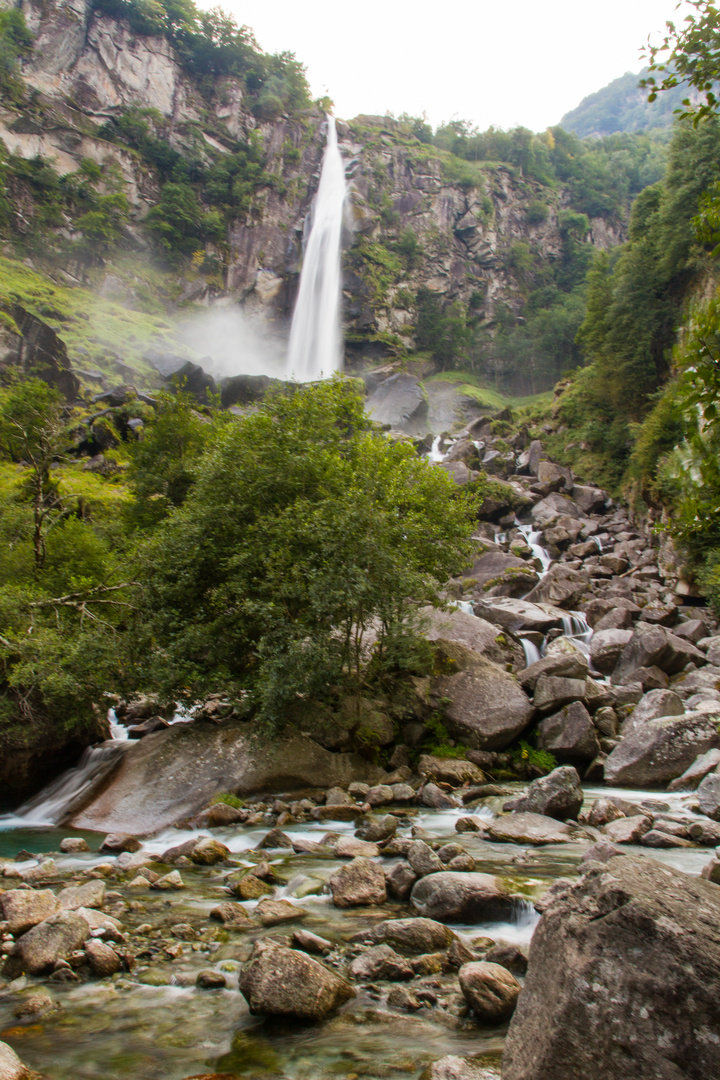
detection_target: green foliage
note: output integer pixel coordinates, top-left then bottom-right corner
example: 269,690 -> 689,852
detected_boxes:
562,67 -> 693,137
415,288 -> 471,371
145,182 -> 225,261
421,712 -> 466,759
510,740 -> 557,776
644,1 -> 720,125
0,9 -> 33,101
136,378 -> 480,727
210,791 -> 244,808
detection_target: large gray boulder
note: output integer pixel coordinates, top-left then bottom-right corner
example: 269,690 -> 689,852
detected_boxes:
238,940 -> 355,1020
70,721 -> 386,834
353,917 -> 455,954
410,872 -> 516,923
605,711 -> 720,787
365,373 -> 428,432
431,639 -> 534,750
0,889 -> 60,935
536,703 -> 600,765
525,565 -> 589,609
621,688 -> 684,737
14,911 -> 90,975
505,766 -> 583,821
611,625 -> 706,685
502,856 -> 720,1080
590,629 -> 634,675
472,597 -> 566,633
459,961 -> 521,1023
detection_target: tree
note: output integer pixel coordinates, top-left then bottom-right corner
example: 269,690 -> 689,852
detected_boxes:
137,378 -> 479,725
644,1 -> 720,124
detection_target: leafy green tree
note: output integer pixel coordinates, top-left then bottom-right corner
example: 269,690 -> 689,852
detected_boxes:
0,9 -> 33,101
415,289 -> 471,371
137,379 -> 479,725
644,1 -> 720,124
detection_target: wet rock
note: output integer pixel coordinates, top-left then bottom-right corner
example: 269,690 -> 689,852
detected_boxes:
584,798 -> 625,827
195,802 -> 246,827
151,871 -> 186,891
701,858 -> 720,884
590,629 -> 634,675
15,911 -> 90,975
411,873 -> 515,923
100,833 -> 141,853
533,676 -> 586,712
486,813 -> 577,845
0,1040 -> 30,1080
696,772 -> 720,820
209,902 -> 254,927
390,782 -> 416,802
195,969 -> 227,989
418,755 -> 485,786
190,838 -> 230,865
231,874 -> 273,901
0,889 -> 60,935
292,928 -> 332,956
59,837 -> 90,853
459,961 -> 521,1023
336,836 -> 380,858
437,843 -> 467,863
449,854 -> 476,871
505,766 -> 583,821
611,625 -> 706,684
255,899 -> 308,927
668,748 -> 720,791
483,943 -> 528,975
354,917 -> 455,954
640,829 -> 692,849
387,985 -> 423,1012
502,855 -> 720,1080
431,639 -> 534,749
420,1056 -> 501,1080
365,784 -> 394,806
58,880 -> 105,911
330,857 -> 387,907
580,840 -> 624,865
385,862 -> 418,900
407,840 -> 445,877
536,703 -> 600,766
688,819 -> 720,845
238,939 -> 355,1021
127,716 -> 170,738
602,815 -> 652,844
621,688 -> 685,737
605,712 -> 720,787
356,814 -> 398,842
348,944 -> 413,981
85,938 -> 121,977
421,783 -> 458,809
256,828 -> 293,850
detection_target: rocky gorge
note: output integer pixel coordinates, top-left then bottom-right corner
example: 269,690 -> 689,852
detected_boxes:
2,416 -> 720,1079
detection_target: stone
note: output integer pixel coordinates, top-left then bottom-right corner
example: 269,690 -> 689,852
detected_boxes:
324,787 -> 352,806
385,862 -> 418,900
420,1056 -> 501,1080
407,840 -> 445,877
195,969 -> 227,989
357,814 -> 398,842
366,373 -> 428,432
353,917 -> 455,954
532,677 -> 586,712
210,902 -> 254,927
696,772 -> 720,820
58,880 -> 105,911
589,629 -> 634,675
621,688 -> 685,737
418,754 -> 485,786
195,802 -> 246,827
605,712 -> 720,787
59,837 -> 91,853
238,940 -> 355,1021
255,899 -> 308,927
0,1040 -> 29,1080
689,819 -> 720,845
474,597 -> 566,633
190,838 -> 230,865
622,665 -> 669,691
584,798 -> 625,827
15,911 -> 90,975
365,784 -> 394,806
602,815 -> 653,844
524,565 -> 589,609
0,889 -> 60,935
292,928 -> 332,956
85,938 -> 122,977
70,721 -> 386,834
701,858 -> 720,885
502,855 -> 720,1080
335,836 -> 380,858
256,828 -> 293,850
486,813 -> 576,845
536,703 -> 600,766
329,858 -> 387,907
611,625 -> 706,684
348,944 -> 414,981
100,833 -> 141,853
421,783 -> 458,809
231,875 -> 272,901
431,640 -> 534,749
151,871 -> 185,891
506,766 -> 583,821
459,961 -> 521,1023
519,652 -> 588,694
483,943 -> 528,975
668,748 -> 720,791
411,873 -> 515,923
640,829 -> 692,849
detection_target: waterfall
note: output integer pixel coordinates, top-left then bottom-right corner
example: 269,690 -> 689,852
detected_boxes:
287,115 -> 346,382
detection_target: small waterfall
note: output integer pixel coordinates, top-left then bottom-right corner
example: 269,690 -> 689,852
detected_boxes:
5,742 -> 130,827
519,637 -> 542,668
287,115 -> 346,382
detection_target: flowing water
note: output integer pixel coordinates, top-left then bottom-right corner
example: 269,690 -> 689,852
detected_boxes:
286,116 -> 346,382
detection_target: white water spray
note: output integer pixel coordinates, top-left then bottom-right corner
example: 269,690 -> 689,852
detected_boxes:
286,116 -> 346,382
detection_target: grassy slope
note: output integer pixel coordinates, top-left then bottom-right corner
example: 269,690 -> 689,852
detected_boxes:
425,369 -> 553,411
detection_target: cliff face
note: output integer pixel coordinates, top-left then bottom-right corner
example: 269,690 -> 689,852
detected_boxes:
0,0 -> 628,383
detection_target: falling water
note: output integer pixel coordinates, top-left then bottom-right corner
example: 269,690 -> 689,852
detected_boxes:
286,116 -> 347,382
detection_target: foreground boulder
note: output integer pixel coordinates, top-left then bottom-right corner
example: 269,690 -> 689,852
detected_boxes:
604,712 -> 720,787
411,873 -> 516,922
0,1040 -> 30,1080
502,856 -> 720,1079
505,767 -> 583,821
611,625 -> 706,684
14,911 -> 90,975
330,858 -> 387,907
459,961 -> 521,1023
0,889 -> 60,935
69,721 -> 386,833
431,640 -> 534,750
354,917 -> 455,954
239,940 -> 355,1020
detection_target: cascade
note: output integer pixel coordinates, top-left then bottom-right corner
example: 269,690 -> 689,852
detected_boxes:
286,116 -> 347,382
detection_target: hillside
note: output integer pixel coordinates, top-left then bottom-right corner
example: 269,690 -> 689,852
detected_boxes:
560,67 -> 696,137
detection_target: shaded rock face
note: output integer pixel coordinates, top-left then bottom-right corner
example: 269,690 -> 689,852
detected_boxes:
365,373 -> 428,433
502,856 -> 720,1080
506,767 -> 583,821
69,721 -> 386,834
431,639 -> 534,750
611,625 -> 706,684
604,712 -> 720,787
0,305 -> 80,399
0,712 -> 113,806
238,940 -> 355,1021
536,704 -> 600,765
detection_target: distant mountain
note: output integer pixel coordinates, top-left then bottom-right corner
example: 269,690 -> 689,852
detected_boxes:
560,68 -> 699,138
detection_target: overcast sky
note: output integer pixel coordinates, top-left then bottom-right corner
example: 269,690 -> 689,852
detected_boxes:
198,0 -> 693,132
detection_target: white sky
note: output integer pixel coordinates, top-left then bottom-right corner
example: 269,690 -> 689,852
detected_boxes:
197,0 -> 692,132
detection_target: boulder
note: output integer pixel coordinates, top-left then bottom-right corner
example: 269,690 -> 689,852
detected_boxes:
348,944 -> 413,982
366,373 -> 428,432
255,899 -> 308,927
420,605 -> 515,666
571,484 -> 607,514
355,917 -> 455,954
696,772 -> 720,821
69,720 -> 386,834
519,652 -> 588,694
0,889 -> 60,935
335,836 -> 380,859
58,880 -> 105,911
621,689 -> 684,737
407,840 -> 445,877
238,940 -> 355,1021
605,712 -> 720,787
466,550 -> 537,595
602,815 -> 653,844
420,1056 -> 501,1080
667,748 -> 720,791
329,858 -> 387,907
590,629 -> 634,675
14,911 -> 90,975
410,873 -> 515,923
191,838 -> 230,865
385,862 -> 419,900
530,493 -> 583,523
432,639 -> 534,750
459,961 -> 521,1023
611,626 -> 706,685
486,813 -> 576,846
59,837 -> 91,853
536,703 -> 600,766
505,767 -> 583,821
85,938 -> 122,977
524,565 -> 589,609
0,1041 -> 29,1080
536,460 -> 573,492
532,676 -> 586,712
473,597 -> 566,633
418,754 -> 484,787
292,929 -> 333,956
502,856 -> 720,1080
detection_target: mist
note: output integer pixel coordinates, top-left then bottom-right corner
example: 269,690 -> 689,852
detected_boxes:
175,302 -> 289,382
